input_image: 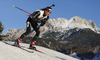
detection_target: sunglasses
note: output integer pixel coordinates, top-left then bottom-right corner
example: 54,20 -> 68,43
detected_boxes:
46,10 -> 52,13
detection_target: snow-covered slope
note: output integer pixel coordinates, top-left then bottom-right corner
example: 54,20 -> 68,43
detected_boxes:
0,41 -> 78,60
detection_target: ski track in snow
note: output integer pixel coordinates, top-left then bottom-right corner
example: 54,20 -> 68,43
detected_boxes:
0,41 -> 78,60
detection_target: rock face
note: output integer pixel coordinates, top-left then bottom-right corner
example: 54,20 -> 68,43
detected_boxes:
40,16 -> 100,35
3,28 -> 25,41
39,16 -> 100,40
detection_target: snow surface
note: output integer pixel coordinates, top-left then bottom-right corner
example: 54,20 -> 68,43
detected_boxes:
0,41 -> 78,60
93,55 -> 100,60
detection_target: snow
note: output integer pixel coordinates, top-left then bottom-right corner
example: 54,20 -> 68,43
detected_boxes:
44,17 -> 100,33
0,41 -> 78,60
92,53 -> 100,60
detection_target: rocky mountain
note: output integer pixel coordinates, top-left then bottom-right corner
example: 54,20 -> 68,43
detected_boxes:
40,16 -> 100,34
39,16 -> 100,40
3,16 -> 100,59
4,28 -> 25,41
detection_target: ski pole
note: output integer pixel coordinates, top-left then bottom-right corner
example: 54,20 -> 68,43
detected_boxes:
13,5 -> 32,15
13,4 -> 55,15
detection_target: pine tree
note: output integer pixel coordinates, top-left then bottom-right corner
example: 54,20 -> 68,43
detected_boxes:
0,22 -> 4,40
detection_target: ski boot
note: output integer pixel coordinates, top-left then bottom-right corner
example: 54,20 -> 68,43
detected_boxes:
29,41 -> 37,50
14,37 -> 22,47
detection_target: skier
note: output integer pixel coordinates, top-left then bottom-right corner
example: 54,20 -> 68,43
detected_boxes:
14,6 -> 54,50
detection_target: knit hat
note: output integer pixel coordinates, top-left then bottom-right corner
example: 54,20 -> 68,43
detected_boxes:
45,7 -> 52,11
40,4 -> 55,11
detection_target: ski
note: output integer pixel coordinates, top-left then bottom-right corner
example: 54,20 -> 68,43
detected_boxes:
1,41 -> 58,58
18,45 -> 44,53
18,46 -> 34,53
2,41 -> 44,53
2,41 -> 34,53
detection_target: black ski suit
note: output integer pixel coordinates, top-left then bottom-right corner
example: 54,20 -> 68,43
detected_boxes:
19,10 -> 49,41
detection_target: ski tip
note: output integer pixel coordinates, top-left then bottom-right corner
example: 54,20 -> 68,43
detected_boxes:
13,5 -> 15,7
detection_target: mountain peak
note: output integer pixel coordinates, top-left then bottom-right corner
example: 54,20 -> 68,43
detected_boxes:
41,16 -> 100,34
71,16 -> 93,24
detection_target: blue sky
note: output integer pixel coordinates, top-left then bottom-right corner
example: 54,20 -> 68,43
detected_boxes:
0,0 -> 100,34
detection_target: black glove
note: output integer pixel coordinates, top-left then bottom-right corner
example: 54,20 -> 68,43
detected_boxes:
32,18 -> 41,23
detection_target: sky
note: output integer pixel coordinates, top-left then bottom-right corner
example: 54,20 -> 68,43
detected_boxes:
0,0 -> 100,34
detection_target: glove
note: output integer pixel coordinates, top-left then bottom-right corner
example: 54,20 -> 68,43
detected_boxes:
32,18 -> 41,23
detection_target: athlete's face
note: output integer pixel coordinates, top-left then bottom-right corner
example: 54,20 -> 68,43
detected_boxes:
45,10 -> 52,16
